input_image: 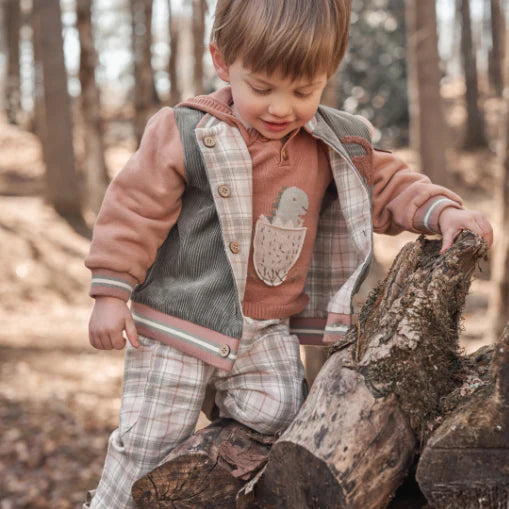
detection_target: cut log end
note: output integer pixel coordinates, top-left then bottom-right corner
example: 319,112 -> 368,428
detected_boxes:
132,419 -> 274,508
246,442 -> 345,509
416,325 -> 509,508
132,454 -> 243,509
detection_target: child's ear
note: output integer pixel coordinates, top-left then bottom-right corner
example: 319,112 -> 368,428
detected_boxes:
210,43 -> 230,82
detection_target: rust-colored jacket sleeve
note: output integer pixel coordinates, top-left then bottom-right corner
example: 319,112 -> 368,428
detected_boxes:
371,149 -> 463,236
85,107 -> 186,300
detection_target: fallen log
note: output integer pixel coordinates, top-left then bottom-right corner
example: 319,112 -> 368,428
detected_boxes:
237,232 -> 488,509
416,323 -> 509,508
132,418 -> 274,508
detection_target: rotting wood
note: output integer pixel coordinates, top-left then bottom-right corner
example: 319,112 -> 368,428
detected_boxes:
416,323 -> 509,509
132,418 -> 275,508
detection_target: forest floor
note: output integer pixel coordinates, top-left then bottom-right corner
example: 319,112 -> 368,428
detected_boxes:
0,83 -> 504,508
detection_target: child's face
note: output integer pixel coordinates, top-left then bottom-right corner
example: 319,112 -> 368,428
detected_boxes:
211,46 -> 328,140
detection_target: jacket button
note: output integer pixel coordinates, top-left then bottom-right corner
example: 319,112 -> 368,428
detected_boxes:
219,344 -> 231,358
229,241 -> 240,254
218,184 -> 231,197
203,136 -> 216,148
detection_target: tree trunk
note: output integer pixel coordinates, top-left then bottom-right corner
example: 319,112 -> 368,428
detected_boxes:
31,1 -> 48,167
405,0 -> 448,186
76,0 -> 109,215
192,0 -> 207,95
490,42 -> 509,337
132,419 -> 275,508
168,0 -> 181,106
488,0 -> 505,97
416,325 -> 509,508
32,0 -> 82,218
459,0 -> 488,149
131,0 -> 156,144
4,0 -> 22,125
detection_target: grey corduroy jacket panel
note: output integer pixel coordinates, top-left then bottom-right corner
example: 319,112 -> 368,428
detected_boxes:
131,107 -> 244,338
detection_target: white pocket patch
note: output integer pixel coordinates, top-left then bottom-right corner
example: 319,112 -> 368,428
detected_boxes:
253,216 -> 307,286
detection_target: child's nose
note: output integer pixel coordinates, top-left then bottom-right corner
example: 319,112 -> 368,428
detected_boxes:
268,99 -> 292,118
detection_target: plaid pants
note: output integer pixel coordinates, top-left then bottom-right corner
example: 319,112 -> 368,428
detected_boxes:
85,317 -> 305,509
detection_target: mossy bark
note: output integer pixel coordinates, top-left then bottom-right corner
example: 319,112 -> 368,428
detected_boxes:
416,324 -> 509,508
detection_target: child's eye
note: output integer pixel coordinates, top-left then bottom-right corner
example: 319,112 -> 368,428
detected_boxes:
295,90 -> 312,98
250,84 -> 271,95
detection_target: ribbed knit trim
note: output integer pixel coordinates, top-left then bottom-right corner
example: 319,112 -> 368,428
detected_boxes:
414,196 -> 463,233
289,317 -> 328,345
131,302 -> 240,371
90,271 -> 136,301
243,294 -> 310,321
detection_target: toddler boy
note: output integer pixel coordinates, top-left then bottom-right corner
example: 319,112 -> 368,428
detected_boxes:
84,1 -> 493,507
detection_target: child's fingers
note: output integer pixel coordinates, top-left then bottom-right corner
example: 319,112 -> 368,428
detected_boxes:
125,314 -> 140,349
110,331 -> 126,350
440,229 -> 458,254
91,331 -> 111,350
474,216 -> 493,248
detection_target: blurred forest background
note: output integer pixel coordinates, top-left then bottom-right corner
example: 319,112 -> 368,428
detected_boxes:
0,0 -> 509,507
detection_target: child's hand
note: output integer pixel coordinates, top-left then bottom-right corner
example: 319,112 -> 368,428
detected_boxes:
89,296 -> 140,350
439,207 -> 493,254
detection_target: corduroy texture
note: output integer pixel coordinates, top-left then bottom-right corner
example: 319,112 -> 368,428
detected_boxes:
131,107 -> 244,339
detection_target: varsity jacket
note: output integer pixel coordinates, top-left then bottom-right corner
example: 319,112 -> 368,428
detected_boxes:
85,87 -> 463,371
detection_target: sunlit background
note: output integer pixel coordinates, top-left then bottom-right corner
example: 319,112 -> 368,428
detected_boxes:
0,0 -> 508,507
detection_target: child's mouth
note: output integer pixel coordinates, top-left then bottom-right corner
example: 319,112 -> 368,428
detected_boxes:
262,120 -> 291,132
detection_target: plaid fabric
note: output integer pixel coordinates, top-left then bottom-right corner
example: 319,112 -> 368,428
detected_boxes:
195,117 -> 254,302
84,318 -> 304,509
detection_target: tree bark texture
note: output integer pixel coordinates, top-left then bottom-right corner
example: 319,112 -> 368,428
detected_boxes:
239,232 -> 487,509
488,0 -> 505,97
4,0 -> 21,124
31,0 -> 48,168
132,419 -> 275,508
131,0 -> 156,144
416,325 -> 509,508
32,0 -> 82,217
192,0 -> 207,95
405,0 -> 448,185
168,0 -> 181,106
490,43 -> 509,338
459,0 -> 488,149
76,0 -> 109,215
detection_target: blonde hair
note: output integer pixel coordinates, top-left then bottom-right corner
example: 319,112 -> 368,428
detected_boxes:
211,0 -> 351,79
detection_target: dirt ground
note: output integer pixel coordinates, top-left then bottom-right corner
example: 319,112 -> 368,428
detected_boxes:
0,86 -> 503,508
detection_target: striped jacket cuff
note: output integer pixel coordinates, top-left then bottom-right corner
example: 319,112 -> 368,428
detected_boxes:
90,271 -> 136,301
414,196 -> 462,234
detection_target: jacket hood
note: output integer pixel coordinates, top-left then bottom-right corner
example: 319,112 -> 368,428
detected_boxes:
178,87 -> 245,131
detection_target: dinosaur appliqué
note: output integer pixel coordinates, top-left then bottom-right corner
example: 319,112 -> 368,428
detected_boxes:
253,186 -> 309,286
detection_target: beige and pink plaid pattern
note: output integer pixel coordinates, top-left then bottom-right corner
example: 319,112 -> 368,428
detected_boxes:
85,318 -> 304,509
195,116 -> 254,302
